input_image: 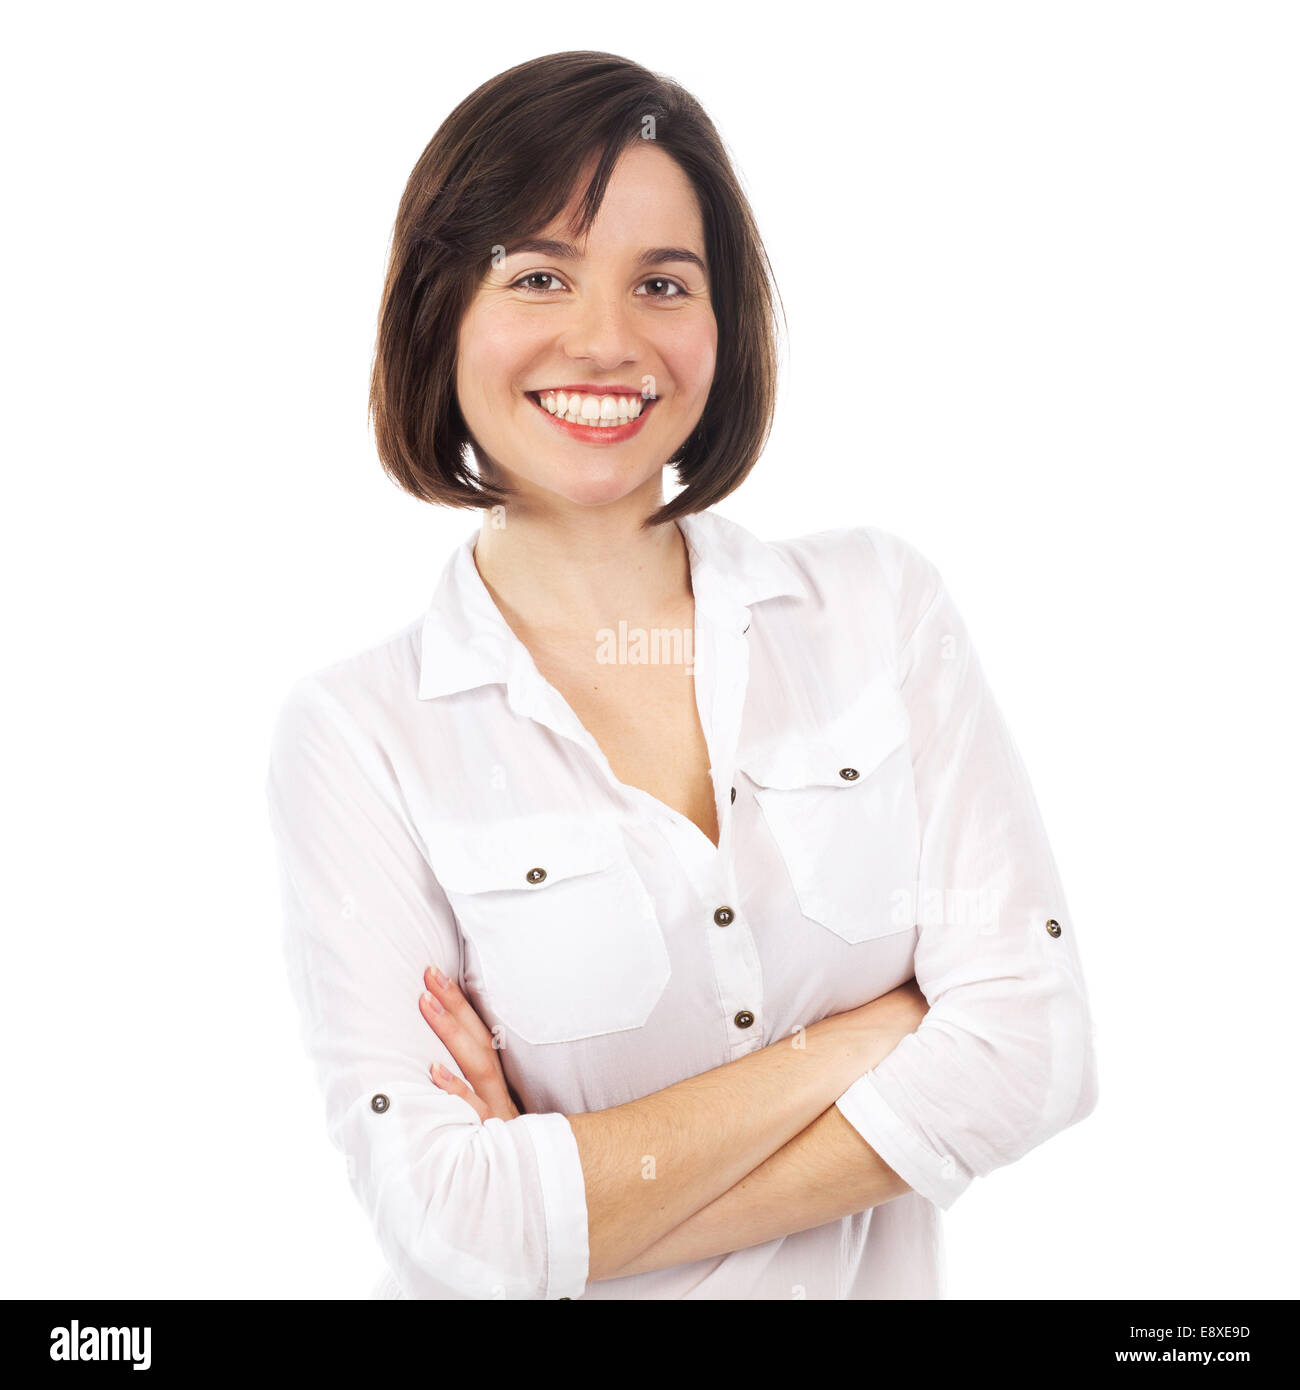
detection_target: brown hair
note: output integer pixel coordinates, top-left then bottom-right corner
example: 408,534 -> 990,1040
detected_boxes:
368,50 -> 782,528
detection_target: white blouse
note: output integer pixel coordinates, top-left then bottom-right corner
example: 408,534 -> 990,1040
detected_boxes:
264,507 -> 1098,1300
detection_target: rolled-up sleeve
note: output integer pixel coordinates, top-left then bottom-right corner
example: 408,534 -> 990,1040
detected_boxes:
265,675 -> 590,1298
835,530 -> 1099,1209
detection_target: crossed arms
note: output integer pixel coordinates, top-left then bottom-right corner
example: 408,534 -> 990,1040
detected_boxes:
420,965 -> 927,1282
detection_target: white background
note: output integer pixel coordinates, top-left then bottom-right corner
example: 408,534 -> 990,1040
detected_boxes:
4,1 -> 1296,1299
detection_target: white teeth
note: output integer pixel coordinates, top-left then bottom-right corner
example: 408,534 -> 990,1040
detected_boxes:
535,391 -> 650,427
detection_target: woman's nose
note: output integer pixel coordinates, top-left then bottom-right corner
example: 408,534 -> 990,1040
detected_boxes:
559,286 -> 639,366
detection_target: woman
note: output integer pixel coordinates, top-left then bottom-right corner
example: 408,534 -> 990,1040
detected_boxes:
264,50 -> 1099,1300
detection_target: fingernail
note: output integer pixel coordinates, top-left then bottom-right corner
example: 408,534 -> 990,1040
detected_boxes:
432,966 -> 449,989
422,990 -> 445,1014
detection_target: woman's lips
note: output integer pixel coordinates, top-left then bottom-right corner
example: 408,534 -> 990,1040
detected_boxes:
526,391 -> 657,444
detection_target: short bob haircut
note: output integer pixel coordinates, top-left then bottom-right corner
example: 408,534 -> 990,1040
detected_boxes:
369,50 -> 782,529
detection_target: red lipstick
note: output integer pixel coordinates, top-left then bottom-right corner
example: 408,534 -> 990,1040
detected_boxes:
525,389 -> 657,445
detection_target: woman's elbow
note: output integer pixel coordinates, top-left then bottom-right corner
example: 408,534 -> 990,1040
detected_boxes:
1035,975 -> 1099,1145
358,1120 -> 553,1300
1067,1011 -> 1100,1130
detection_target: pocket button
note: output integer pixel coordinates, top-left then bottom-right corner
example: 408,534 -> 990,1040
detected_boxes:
839,767 -> 860,781
429,822 -> 671,1045
734,1010 -> 755,1028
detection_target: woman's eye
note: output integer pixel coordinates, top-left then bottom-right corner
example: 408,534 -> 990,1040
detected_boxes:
508,272 -> 686,299
512,272 -> 566,294
637,277 -> 684,299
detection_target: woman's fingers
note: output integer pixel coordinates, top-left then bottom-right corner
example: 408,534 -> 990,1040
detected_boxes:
423,965 -> 493,1046
420,965 -> 520,1121
418,987 -> 482,1078
429,1062 -> 488,1122
420,967 -> 502,1099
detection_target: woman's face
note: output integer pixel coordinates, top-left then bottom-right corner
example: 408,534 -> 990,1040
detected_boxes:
455,142 -> 717,516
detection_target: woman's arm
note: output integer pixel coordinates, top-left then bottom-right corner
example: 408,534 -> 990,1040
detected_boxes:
598,1103 -> 909,1280
825,530 -> 1100,1211
426,967 -> 929,1283
267,676 -> 599,1299
567,1006 -> 898,1282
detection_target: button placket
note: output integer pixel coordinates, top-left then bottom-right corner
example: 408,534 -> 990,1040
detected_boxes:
699,858 -> 765,1057
698,602 -> 751,853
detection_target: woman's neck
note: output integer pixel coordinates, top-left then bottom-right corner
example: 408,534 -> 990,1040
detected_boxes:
470,504 -> 693,642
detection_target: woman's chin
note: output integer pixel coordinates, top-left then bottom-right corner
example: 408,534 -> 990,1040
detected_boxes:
559,478 -> 656,510
500,463 -> 663,513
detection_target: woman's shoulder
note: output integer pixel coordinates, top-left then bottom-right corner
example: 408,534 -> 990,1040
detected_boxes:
748,519 -> 946,630
694,507 -> 939,585
765,520 -> 941,591
269,613 -> 426,752
746,521 -> 949,677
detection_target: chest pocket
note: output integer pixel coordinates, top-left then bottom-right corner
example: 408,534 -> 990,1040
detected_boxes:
422,816 -> 670,1046
741,678 -> 920,945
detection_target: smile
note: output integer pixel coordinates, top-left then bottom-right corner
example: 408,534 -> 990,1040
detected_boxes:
526,388 -> 657,443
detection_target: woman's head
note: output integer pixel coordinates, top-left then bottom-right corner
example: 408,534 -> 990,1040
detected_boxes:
370,51 -> 780,528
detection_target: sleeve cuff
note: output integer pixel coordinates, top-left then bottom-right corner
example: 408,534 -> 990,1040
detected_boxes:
835,1073 -> 973,1211
518,1111 -> 591,1299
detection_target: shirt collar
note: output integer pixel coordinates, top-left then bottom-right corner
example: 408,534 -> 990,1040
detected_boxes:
417,508 -> 808,700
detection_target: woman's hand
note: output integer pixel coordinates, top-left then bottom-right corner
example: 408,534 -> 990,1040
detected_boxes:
419,966 -> 523,1122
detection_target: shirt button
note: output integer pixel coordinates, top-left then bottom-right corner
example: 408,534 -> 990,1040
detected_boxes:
370,1093 -> 390,1113
713,906 -> 735,926
526,867 -> 547,884
730,786 -> 737,804
839,767 -> 860,781
734,1010 -> 755,1028
1045,918 -> 1062,938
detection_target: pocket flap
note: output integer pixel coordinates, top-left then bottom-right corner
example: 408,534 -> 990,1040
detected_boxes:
422,815 -> 624,896
742,679 -> 911,791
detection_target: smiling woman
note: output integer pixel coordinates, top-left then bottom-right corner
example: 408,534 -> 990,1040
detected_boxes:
368,50 -> 775,523
265,49 -> 1099,1303
455,142 -> 715,486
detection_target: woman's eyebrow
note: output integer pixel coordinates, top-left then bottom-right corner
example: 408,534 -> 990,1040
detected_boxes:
501,238 -> 707,273
636,246 -> 707,273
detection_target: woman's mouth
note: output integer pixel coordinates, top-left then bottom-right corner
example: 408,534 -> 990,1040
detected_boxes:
525,387 -> 657,444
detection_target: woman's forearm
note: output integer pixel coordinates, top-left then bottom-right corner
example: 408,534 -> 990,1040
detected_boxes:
567,1016 -> 873,1282
595,1101 -> 910,1281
